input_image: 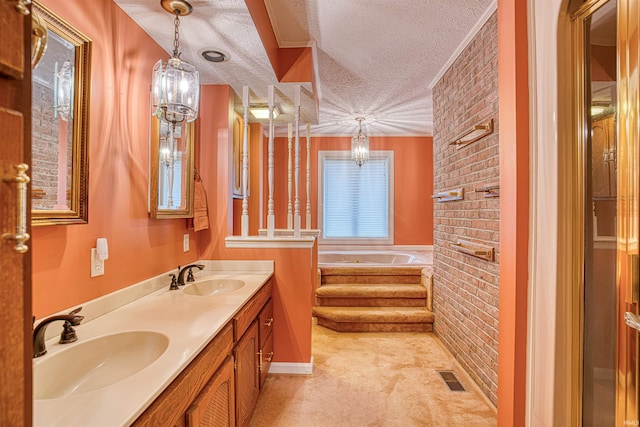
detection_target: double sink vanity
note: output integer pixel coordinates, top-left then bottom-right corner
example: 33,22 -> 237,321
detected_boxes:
33,261 -> 274,426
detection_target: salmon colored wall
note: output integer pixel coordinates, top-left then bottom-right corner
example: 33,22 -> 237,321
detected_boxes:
263,135 -> 434,245
232,199 -> 242,235
31,0 -> 198,318
206,246 -> 315,364
497,0 -> 530,425
194,85 -> 234,258
196,87 -> 314,364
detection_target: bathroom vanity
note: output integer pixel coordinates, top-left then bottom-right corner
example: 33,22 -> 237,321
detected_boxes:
32,261 -> 274,427
133,279 -> 273,426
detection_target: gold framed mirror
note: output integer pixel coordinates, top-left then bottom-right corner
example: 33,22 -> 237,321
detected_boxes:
149,117 -> 195,219
31,1 -> 91,226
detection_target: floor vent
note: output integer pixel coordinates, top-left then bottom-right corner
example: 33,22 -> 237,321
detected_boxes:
437,370 -> 466,392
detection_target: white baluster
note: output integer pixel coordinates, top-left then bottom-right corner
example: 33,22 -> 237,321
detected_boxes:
267,86 -> 275,238
293,86 -> 301,237
241,86 -> 250,237
306,123 -> 311,230
287,123 -> 293,229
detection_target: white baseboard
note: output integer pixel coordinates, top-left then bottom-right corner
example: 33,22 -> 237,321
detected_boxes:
268,357 -> 314,375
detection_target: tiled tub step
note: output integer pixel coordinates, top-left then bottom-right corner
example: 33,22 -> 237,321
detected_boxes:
312,306 -> 434,332
315,283 -> 427,307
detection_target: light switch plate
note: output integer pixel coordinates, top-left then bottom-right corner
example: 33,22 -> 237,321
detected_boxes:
183,234 -> 189,252
91,248 -> 104,277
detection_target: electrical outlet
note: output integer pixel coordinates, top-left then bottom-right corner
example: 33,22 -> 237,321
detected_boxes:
90,248 -> 104,277
183,234 -> 189,252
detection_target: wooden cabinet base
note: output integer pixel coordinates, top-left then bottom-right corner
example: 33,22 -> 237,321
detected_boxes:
133,278 -> 273,427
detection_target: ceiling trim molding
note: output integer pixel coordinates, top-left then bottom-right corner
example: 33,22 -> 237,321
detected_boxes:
428,0 -> 498,89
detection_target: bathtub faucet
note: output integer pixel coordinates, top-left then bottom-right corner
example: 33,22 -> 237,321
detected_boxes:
177,264 -> 205,286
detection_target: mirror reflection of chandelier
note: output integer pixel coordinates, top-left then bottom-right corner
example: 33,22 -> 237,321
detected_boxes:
351,117 -> 369,167
54,60 -> 73,121
151,0 -> 200,125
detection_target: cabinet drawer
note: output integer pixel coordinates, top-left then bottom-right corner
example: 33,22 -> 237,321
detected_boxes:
258,299 -> 273,347
233,279 -> 272,341
133,323 -> 234,426
259,334 -> 273,389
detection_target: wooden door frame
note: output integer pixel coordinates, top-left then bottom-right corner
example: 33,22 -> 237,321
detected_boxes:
525,0 -> 616,425
0,3 -> 33,426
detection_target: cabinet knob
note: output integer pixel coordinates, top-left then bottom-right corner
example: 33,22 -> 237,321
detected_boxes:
263,317 -> 273,327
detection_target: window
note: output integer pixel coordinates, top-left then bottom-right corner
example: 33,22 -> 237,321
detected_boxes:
318,150 -> 394,244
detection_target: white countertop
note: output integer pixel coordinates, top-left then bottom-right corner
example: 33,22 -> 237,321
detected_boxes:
33,261 -> 273,427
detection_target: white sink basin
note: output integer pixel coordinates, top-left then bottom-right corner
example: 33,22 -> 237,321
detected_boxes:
182,279 -> 245,296
34,331 -> 169,400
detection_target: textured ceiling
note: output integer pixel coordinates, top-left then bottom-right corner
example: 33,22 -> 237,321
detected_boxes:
114,0 -> 495,136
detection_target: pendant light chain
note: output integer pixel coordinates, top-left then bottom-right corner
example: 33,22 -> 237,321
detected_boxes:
172,11 -> 181,58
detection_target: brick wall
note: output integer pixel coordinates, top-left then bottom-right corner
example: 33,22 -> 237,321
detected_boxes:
32,79 -> 72,209
432,12 -> 500,405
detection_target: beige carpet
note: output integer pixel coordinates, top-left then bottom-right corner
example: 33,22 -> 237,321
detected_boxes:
250,324 -> 497,427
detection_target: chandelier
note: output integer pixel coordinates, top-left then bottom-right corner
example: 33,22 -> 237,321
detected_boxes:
351,117 -> 369,167
151,0 -> 200,125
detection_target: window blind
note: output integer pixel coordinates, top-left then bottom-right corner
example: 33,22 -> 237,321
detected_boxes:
323,158 -> 389,238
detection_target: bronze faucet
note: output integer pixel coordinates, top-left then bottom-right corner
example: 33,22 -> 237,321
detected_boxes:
176,264 -> 205,287
33,307 -> 84,358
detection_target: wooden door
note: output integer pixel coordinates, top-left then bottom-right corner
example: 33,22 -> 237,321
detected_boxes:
234,320 -> 259,427
617,0 -> 640,423
0,1 -> 32,426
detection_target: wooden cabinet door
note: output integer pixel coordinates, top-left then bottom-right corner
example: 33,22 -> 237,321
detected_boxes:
0,2 -> 31,427
234,320 -> 259,427
186,357 -> 235,427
